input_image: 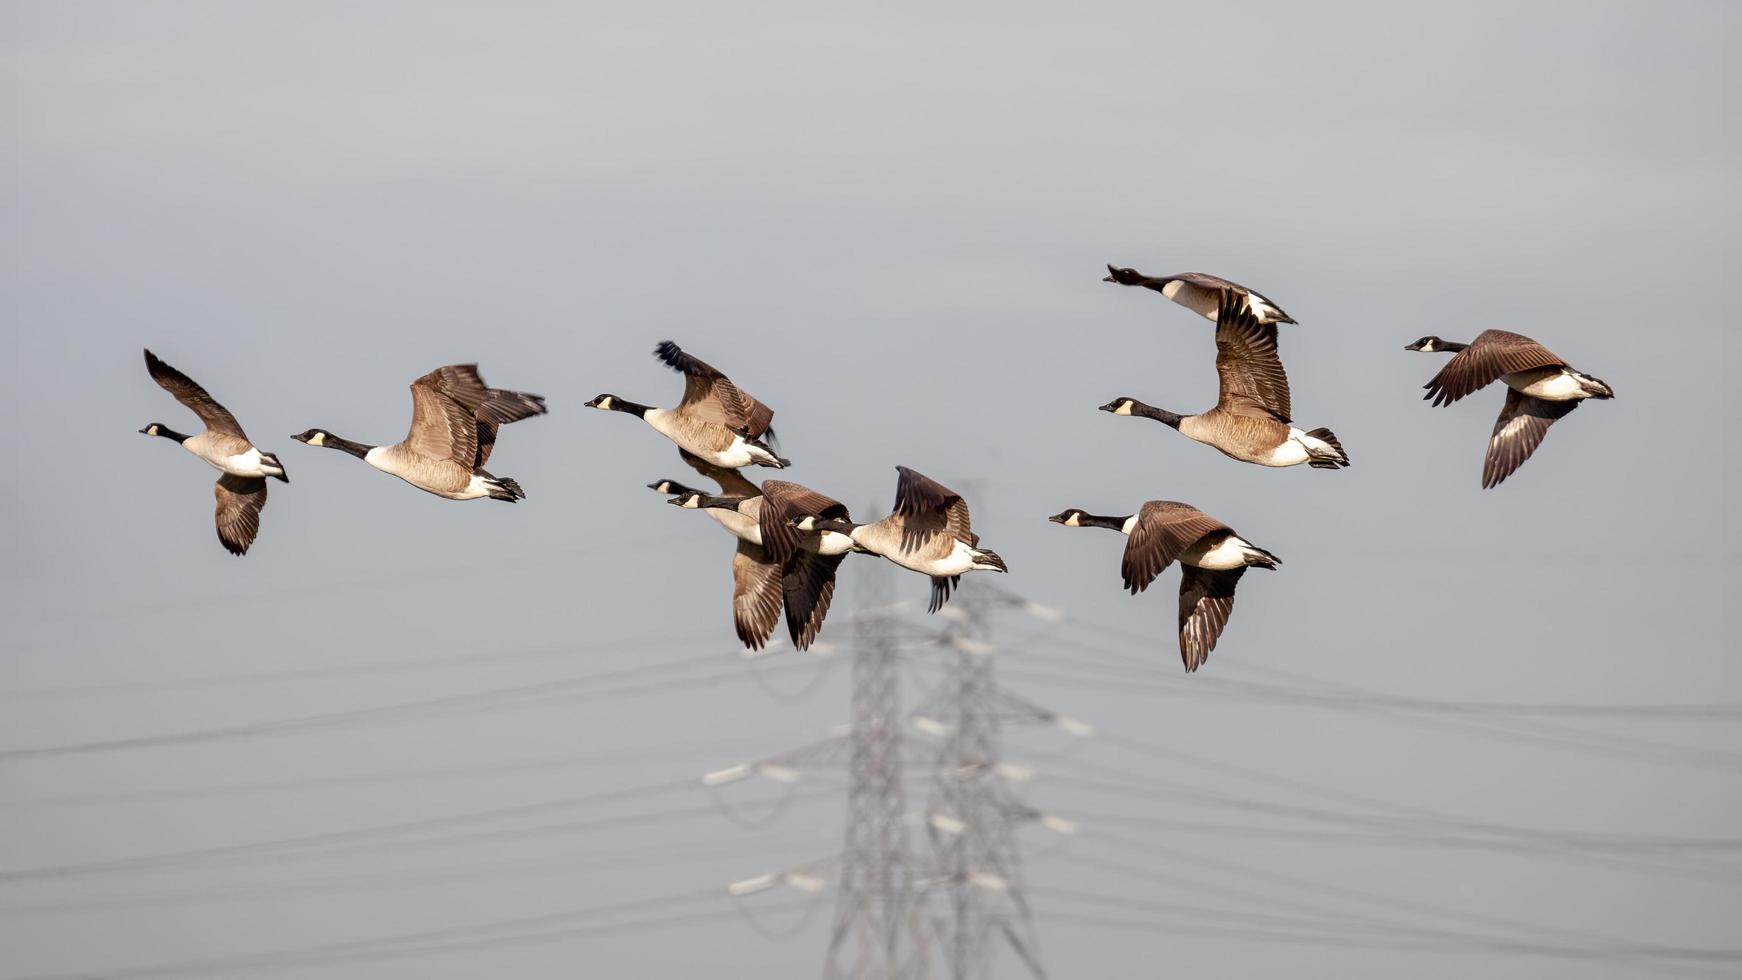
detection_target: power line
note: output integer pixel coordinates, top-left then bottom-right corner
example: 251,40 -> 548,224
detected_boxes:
3,890 -> 819,980
0,654 -> 821,761
0,834 -> 826,917
994,660 -> 1742,771
1064,831 -> 1742,973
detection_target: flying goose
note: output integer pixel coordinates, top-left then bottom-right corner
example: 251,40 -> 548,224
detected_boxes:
1049,501 -> 1279,672
292,364 -> 546,500
1406,332 -> 1614,489
1103,265 -> 1296,325
1100,290 -> 1348,469
139,349 -> 288,556
653,474 -> 856,651
588,342 -> 787,470
789,467 -> 1006,613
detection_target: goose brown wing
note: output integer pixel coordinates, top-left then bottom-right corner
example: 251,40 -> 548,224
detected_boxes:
783,552 -> 846,651
1211,290 -> 1292,421
1121,500 -> 1228,595
1424,330 -> 1564,407
404,377 -> 479,467
413,365 -> 546,468
654,341 -> 775,437
732,539 -> 785,650
759,480 -> 850,564
892,466 -> 975,553
1483,388 -> 1578,489
681,449 -> 761,497
213,474 -> 267,556
144,349 -> 247,437
1178,565 -> 1244,672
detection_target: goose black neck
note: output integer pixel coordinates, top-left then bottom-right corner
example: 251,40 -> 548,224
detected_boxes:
1438,340 -> 1470,353
610,398 -> 654,417
1080,513 -> 1131,531
1133,404 -> 1183,428
323,435 -> 375,460
145,425 -> 191,444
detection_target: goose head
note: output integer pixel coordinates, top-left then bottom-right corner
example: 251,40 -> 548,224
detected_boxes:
1102,265 -> 1145,285
647,479 -> 700,495
1404,336 -> 1446,352
138,422 -> 187,443
1047,509 -> 1089,527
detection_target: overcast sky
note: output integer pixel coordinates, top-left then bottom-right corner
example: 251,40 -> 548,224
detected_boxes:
3,2 -> 1738,978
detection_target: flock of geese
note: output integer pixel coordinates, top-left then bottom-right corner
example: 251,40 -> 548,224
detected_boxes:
139,266 -> 1614,671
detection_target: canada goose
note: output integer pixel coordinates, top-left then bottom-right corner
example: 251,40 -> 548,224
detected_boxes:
139,349 -> 288,556
292,364 -> 545,501
789,467 -> 1007,613
1100,290 -> 1348,469
655,476 -> 855,651
1406,332 -> 1614,489
1048,501 -> 1279,672
587,342 -> 788,469
1103,265 -> 1296,325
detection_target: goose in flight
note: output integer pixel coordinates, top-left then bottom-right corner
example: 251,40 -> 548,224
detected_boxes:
293,364 -> 545,500
790,467 -> 1006,613
1103,265 -> 1296,325
1101,290 -> 1347,469
139,349 -> 288,556
1049,500 -> 1279,672
651,460 -> 855,651
1407,331 -> 1613,488
589,342 -> 787,469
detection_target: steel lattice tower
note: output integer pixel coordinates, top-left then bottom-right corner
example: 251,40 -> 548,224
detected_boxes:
825,562 -> 929,980
921,587 -> 1047,980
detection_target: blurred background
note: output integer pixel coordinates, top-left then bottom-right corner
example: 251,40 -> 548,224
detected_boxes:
3,2 -> 1737,977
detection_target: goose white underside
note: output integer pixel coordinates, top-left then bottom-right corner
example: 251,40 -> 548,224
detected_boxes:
186,441 -> 279,478
1162,280 -> 1285,324
1183,535 -> 1263,570
1505,369 -> 1585,401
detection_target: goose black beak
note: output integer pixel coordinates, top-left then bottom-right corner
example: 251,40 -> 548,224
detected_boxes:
1097,400 -> 1121,413
137,426 -> 151,435
290,432 -> 310,443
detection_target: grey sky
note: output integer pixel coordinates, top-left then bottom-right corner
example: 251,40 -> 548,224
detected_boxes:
3,1 -> 1738,977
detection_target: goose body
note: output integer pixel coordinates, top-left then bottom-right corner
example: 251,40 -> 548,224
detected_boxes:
791,467 -> 1007,613
589,342 -> 787,470
1100,290 -> 1349,470
1104,265 -> 1296,325
1049,501 -> 1279,672
293,364 -> 546,501
1406,331 -> 1613,488
139,349 -> 286,556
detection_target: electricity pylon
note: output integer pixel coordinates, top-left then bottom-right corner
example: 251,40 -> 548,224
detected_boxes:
824,561 -> 930,980
916,586 -> 1050,980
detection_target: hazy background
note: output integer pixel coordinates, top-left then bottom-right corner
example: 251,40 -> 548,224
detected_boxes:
3,1 -> 1738,977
